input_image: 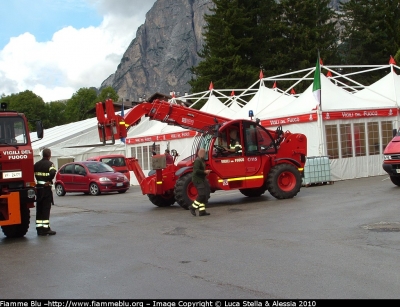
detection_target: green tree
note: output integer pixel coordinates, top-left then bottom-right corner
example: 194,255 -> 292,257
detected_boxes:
190,0 -> 339,96
271,0 -> 339,89
65,87 -> 98,122
1,90 -> 47,130
43,100 -> 68,129
97,86 -> 119,103
339,0 -> 400,81
395,49 -> 400,66
243,0 -> 280,72
189,0 -> 258,98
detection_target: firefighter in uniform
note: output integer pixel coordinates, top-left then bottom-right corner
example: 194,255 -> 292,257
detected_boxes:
34,148 -> 57,236
225,128 -> 242,154
190,148 -> 211,216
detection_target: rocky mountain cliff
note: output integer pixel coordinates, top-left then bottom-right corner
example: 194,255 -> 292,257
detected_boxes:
100,0 -> 346,101
100,0 -> 213,101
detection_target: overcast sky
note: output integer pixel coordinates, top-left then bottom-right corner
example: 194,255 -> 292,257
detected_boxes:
0,0 -> 156,102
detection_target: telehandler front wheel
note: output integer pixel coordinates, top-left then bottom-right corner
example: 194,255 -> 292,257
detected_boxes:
174,173 -> 196,210
267,163 -> 302,199
148,192 -> 175,207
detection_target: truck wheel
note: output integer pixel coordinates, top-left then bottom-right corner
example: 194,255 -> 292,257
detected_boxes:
390,176 -> 400,186
267,163 -> 302,199
1,205 -> 30,238
239,185 -> 267,197
174,173 -> 196,210
148,192 -> 175,207
55,183 -> 66,196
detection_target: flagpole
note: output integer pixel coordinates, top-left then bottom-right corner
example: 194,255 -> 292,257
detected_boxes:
120,100 -> 127,156
313,51 -> 325,156
317,95 -> 325,156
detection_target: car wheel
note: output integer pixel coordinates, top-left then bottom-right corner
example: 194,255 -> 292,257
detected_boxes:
89,183 -> 101,196
55,184 -> 66,196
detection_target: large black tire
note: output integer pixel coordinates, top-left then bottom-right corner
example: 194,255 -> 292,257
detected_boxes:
148,192 -> 175,207
1,204 -> 30,238
174,173 -> 196,210
239,185 -> 267,197
390,176 -> 400,186
267,163 -> 302,199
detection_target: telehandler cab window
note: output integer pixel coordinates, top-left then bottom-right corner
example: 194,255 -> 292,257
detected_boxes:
244,123 -> 276,154
0,117 -> 27,145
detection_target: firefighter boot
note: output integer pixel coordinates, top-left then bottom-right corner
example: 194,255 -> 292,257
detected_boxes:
198,203 -> 210,216
190,201 -> 200,216
189,205 -> 196,216
39,228 -> 56,236
199,210 -> 210,216
36,227 -> 44,235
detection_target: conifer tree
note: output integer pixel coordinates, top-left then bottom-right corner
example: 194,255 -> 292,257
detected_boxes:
339,0 -> 400,82
189,0 -> 258,95
274,0 -> 339,73
190,0 -> 339,96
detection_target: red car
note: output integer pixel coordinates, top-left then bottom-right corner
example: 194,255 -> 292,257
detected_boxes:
86,154 -> 131,181
55,161 -> 130,196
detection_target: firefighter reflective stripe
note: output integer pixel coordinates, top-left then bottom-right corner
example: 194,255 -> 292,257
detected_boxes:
192,200 -> 206,211
49,166 -> 56,171
192,200 -> 201,209
36,180 -> 53,186
230,144 -> 242,150
36,220 -> 44,227
42,220 -> 50,228
35,172 -> 50,176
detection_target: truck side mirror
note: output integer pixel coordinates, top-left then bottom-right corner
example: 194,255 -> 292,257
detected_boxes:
36,120 -> 44,139
393,128 -> 398,138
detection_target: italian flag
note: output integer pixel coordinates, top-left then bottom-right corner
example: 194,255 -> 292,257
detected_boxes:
313,53 -> 321,108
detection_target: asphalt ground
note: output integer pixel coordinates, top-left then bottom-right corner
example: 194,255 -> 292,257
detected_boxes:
1,175 -> 400,299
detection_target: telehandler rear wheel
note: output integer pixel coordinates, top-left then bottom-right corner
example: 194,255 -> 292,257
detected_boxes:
267,163 -> 302,199
1,204 -> 30,238
174,173 -> 196,210
148,192 -> 175,207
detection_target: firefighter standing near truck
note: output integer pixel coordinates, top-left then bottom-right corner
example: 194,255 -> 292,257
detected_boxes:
190,148 -> 211,216
34,148 -> 57,236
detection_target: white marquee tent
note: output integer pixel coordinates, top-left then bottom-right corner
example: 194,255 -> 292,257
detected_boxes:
31,117 -> 126,167
34,62 -> 400,185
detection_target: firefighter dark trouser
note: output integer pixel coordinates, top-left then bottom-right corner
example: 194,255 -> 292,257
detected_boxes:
36,186 -> 54,234
191,181 -> 211,216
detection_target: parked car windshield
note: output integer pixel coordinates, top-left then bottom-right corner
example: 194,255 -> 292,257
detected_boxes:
86,162 -> 114,174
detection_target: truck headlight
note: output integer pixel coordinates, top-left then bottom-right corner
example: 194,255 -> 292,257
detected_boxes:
384,155 -> 391,160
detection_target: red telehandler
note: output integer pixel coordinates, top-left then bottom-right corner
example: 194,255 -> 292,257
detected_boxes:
96,98 -> 307,209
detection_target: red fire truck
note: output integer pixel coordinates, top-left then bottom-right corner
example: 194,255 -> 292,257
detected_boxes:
0,102 -> 43,238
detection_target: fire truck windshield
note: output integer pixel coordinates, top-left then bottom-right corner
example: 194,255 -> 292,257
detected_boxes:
0,116 -> 27,145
